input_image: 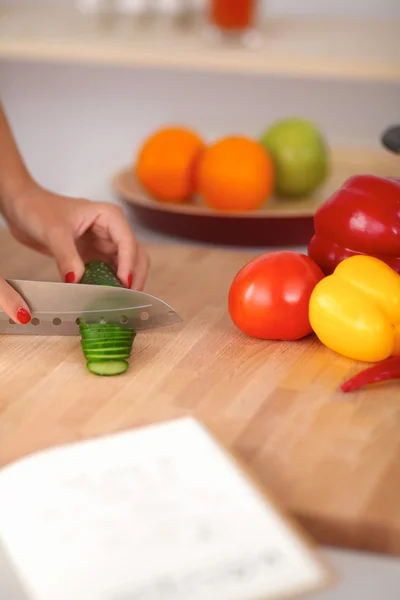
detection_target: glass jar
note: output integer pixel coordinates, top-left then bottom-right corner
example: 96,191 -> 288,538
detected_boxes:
204,0 -> 261,46
209,0 -> 258,32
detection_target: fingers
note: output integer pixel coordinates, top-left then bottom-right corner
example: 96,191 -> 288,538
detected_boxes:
0,277 -> 31,324
131,245 -> 150,291
105,205 -> 139,288
47,229 -> 85,283
80,202 -> 150,289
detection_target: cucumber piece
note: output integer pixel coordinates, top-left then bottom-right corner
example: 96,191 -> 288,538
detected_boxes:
81,261 -> 123,288
79,322 -> 133,329
81,340 -> 133,350
81,338 -> 134,347
78,265 -> 134,377
86,360 -> 129,376
80,334 -> 133,342
85,353 -> 131,361
79,322 -> 133,330
80,330 -> 134,341
80,324 -> 135,334
85,352 -> 131,362
84,351 -> 132,358
82,346 -> 132,355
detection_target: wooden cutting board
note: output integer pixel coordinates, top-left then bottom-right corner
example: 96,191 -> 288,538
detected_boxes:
0,229 -> 399,556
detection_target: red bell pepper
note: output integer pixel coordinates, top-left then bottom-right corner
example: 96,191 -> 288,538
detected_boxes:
308,174 -> 400,275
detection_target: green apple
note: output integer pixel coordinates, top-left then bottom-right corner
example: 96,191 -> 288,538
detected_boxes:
260,118 -> 329,197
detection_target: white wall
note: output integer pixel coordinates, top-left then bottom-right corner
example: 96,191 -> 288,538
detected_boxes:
0,61 -> 398,200
265,0 -> 400,18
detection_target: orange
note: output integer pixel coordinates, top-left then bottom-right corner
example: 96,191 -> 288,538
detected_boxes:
135,126 -> 206,203
197,136 -> 274,211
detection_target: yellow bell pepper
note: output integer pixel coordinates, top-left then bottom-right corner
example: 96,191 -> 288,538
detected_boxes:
309,255 -> 400,362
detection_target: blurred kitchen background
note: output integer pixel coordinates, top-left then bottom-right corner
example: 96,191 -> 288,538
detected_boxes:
0,0 -> 399,242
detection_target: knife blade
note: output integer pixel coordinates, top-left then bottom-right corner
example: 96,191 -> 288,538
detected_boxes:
0,280 -> 182,336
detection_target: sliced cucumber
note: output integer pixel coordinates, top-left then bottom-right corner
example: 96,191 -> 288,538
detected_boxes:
81,330 -> 136,341
80,330 -> 134,339
79,329 -> 132,335
78,263 -> 135,376
85,353 -> 131,361
82,345 -> 132,354
81,340 -> 133,350
86,360 -> 129,376
82,347 -> 132,355
79,323 -> 133,331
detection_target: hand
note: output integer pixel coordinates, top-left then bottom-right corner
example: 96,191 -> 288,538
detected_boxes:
0,276 -> 32,324
0,183 -> 149,323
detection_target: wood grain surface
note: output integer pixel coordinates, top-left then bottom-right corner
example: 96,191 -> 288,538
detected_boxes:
0,229 -> 399,556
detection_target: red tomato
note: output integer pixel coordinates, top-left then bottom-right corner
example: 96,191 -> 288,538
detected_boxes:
228,251 -> 325,341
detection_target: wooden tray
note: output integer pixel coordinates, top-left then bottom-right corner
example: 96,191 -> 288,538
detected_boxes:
112,146 -> 399,247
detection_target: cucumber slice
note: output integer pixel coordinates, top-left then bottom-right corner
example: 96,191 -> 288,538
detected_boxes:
86,360 -> 129,376
79,323 -> 133,331
81,336 -> 133,346
85,353 -> 131,361
80,331 -> 134,341
79,323 -> 134,331
81,340 -> 133,350
82,343 -> 133,352
81,261 -> 123,288
82,347 -> 132,355
80,326 -> 135,338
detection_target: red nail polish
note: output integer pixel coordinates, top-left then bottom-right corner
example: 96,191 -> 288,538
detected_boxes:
17,307 -> 31,324
127,274 -> 133,288
65,272 -> 75,284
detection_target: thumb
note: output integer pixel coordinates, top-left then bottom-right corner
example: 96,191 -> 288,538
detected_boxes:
0,277 -> 32,324
48,230 -> 85,284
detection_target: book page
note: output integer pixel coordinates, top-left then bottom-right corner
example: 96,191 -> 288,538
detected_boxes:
0,540 -> 31,600
0,417 -> 332,600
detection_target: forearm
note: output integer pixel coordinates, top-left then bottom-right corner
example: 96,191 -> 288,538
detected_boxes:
0,103 -> 34,213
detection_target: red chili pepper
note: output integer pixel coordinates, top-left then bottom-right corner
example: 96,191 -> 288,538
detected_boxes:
341,356 -> 400,392
308,175 -> 400,275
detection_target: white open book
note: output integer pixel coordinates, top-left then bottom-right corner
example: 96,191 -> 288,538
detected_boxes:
0,417 -> 333,600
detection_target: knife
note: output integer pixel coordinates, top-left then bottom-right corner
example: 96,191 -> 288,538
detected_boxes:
0,279 -> 182,336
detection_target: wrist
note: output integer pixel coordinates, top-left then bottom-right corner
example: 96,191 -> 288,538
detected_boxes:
0,175 -> 38,217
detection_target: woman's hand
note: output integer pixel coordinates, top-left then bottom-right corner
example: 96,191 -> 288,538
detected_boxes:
0,276 -> 32,324
0,183 -> 149,324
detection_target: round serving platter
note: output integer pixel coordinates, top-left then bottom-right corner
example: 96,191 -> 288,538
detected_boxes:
112,146 -> 399,247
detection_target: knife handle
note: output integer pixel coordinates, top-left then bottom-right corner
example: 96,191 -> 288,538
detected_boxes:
381,124 -> 400,154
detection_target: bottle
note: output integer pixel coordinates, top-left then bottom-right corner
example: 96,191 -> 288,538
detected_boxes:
209,0 -> 258,32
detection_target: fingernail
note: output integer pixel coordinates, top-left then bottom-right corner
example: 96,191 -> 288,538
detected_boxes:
17,307 -> 31,324
127,274 -> 133,289
65,271 -> 75,284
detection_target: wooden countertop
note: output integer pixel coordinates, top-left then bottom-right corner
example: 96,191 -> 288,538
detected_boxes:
0,228 -> 399,556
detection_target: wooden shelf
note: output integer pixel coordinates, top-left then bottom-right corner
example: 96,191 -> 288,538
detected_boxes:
0,5 -> 399,83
